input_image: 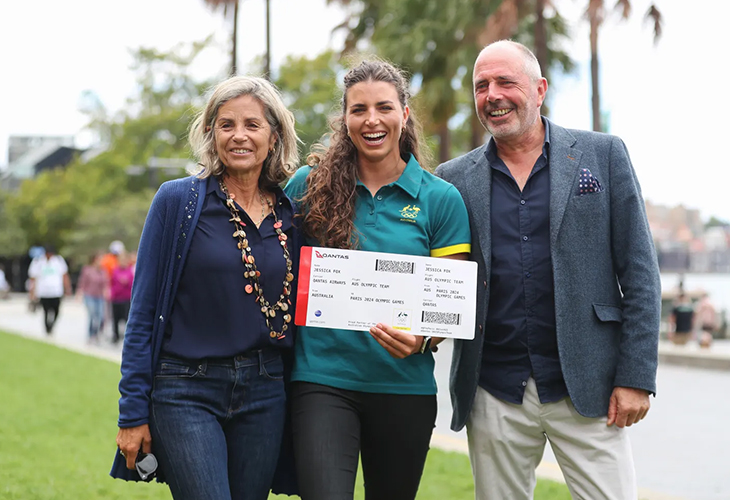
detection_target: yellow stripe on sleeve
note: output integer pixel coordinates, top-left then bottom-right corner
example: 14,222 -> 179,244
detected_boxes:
430,243 -> 471,257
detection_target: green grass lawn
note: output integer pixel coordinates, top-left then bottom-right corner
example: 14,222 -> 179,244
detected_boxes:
0,330 -> 571,499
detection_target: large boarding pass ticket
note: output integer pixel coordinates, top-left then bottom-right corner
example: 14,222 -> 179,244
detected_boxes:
295,246 -> 477,339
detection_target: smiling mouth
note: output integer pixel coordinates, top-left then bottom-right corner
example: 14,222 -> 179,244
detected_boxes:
230,148 -> 252,154
362,132 -> 387,145
489,108 -> 512,118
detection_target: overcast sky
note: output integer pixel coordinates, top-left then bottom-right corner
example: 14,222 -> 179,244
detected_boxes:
2,0 -> 728,221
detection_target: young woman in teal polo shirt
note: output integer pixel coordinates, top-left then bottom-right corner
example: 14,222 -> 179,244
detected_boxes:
285,60 -> 471,500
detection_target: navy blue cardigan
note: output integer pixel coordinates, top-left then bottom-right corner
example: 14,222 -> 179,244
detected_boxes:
110,175 -> 297,495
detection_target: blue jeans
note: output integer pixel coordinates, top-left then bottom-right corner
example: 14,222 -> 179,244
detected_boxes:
150,350 -> 287,500
83,295 -> 105,338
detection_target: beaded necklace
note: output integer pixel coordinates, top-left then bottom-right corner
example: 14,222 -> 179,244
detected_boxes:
218,178 -> 293,340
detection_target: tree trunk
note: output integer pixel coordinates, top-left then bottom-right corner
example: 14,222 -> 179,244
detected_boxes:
438,122 -> 451,164
231,1 -> 239,76
590,14 -> 601,132
534,0 -> 548,116
265,0 -> 271,79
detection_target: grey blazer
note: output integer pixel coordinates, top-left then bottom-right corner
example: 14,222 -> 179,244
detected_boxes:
436,119 -> 661,431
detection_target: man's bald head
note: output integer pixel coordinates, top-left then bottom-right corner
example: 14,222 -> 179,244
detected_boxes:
476,40 -> 543,83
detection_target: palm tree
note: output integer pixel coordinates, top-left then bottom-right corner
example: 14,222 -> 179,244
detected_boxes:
203,0 -> 273,78
328,0 -> 508,161
203,0 -> 239,76
327,0 -> 574,157
586,0 -> 662,131
473,0 -> 573,145
471,0 -> 527,148
534,0 -> 549,76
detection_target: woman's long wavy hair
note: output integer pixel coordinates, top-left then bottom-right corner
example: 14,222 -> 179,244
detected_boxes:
188,76 -> 299,189
302,59 -> 428,249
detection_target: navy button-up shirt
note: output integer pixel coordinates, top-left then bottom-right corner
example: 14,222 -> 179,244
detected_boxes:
162,178 -> 296,358
479,119 -> 568,404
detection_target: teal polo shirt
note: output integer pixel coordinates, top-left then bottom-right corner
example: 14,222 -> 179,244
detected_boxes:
284,154 -> 471,394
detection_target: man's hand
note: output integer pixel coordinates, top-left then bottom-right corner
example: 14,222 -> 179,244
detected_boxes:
116,424 -> 152,470
369,323 -> 423,358
607,387 -> 650,428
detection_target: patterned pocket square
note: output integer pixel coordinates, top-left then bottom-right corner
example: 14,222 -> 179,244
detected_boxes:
577,168 -> 604,195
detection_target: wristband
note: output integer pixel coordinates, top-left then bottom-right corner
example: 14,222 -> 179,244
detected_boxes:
418,336 -> 432,354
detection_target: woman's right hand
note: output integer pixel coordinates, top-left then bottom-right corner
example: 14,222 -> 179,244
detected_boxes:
116,424 -> 152,470
369,323 -> 423,358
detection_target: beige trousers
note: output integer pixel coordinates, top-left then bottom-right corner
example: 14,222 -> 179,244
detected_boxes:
466,379 -> 636,500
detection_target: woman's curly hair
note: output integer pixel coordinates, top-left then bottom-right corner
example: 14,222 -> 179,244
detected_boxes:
301,59 -> 428,249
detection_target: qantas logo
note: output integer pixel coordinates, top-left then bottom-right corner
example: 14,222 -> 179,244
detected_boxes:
314,250 -> 349,260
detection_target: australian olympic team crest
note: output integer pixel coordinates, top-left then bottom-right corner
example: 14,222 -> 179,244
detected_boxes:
393,309 -> 412,330
399,204 -> 421,223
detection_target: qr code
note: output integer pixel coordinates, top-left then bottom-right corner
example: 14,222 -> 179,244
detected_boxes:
375,259 -> 415,274
421,311 -> 461,325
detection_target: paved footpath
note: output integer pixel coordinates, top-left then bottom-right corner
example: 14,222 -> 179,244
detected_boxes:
3,293 -> 729,500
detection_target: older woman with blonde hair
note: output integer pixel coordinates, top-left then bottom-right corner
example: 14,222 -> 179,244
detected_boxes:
111,75 -> 300,500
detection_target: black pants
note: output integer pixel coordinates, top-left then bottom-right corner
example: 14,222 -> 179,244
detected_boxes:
111,301 -> 130,342
39,297 -> 61,334
291,381 -> 437,500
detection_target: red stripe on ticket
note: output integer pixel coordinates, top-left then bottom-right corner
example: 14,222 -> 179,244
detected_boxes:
295,246 -> 313,326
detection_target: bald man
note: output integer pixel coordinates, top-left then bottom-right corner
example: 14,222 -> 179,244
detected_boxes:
436,40 -> 661,499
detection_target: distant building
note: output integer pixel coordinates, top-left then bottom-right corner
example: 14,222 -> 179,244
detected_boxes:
7,135 -> 74,164
646,200 -> 730,272
647,202 -> 704,248
1,135 -> 84,190
705,226 -> 729,251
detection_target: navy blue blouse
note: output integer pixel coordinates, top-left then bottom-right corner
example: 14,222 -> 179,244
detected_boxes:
162,179 -> 296,358
479,119 -> 568,405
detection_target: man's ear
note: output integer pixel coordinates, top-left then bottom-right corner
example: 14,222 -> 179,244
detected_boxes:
536,78 -> 548,108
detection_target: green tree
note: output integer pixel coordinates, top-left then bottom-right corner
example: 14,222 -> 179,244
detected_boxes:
5,39 -> 217,255
7,168 -> 84,250
328,0 -> 574,159
0,190 -> 26,256
329,0 -> 507,161
99,38 -> 218,193
515,1 -> 575,117
705,216 -> 730,229
63,192 -> 154,265
274,50 -> 342,156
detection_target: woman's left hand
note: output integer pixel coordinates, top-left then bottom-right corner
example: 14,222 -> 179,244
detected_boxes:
369,323 -> 423,359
